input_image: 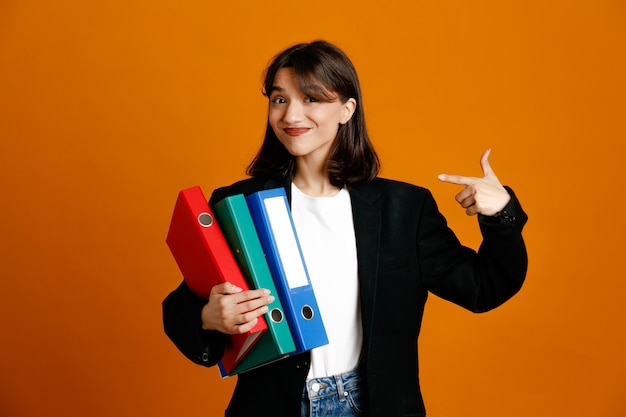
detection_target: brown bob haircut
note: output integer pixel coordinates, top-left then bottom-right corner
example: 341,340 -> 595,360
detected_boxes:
246,40 -> 380,188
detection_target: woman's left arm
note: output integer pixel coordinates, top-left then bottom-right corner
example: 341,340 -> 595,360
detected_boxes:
420,149 -> 528,312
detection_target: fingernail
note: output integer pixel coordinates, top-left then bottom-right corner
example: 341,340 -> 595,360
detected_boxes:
268,295 -> 275,303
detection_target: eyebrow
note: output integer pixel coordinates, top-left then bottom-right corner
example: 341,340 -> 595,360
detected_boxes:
270,84 -> 325,93
268,84 -> 336,101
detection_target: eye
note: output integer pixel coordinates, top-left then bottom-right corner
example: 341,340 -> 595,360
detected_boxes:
270,97 -> 286,104
304,96 -> 317,103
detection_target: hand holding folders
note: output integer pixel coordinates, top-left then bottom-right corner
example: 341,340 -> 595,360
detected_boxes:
200,281 -> 274,335
166,186 -> 328,378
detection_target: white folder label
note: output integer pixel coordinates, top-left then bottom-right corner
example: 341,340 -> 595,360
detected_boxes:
263,196 -> 309,289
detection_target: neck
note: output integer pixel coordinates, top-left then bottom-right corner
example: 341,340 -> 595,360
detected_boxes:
293,154 -> 340,197
293,178 -> 341,197
292,162 -> 339,197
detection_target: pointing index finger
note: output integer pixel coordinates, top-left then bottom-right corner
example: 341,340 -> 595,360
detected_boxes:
438,173 -> 474,186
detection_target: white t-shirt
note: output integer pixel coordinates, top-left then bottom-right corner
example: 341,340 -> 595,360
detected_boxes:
290,183 -> 363,379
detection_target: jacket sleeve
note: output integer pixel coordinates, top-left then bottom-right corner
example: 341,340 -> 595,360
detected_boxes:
162,280 -> 228,367
419,186 -> 528,312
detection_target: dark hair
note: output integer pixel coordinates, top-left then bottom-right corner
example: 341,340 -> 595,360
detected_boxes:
246,40 -> 380,187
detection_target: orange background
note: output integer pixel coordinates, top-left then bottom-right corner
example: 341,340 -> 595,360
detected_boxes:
1,1 -> 625,416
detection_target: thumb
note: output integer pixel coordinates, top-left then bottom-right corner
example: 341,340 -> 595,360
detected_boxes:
480,148 -> 495,177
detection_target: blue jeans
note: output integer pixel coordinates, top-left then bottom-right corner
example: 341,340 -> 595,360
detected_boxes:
301,368 -> 367,417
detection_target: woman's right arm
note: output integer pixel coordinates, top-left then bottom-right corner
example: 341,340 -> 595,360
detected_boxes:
162,280 -> 228,367
163,280 -> 274,367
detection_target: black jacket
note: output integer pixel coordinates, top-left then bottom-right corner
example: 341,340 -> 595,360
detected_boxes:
163,176 -> 528,417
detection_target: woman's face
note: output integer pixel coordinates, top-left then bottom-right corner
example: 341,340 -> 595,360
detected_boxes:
268,68 -> 355,166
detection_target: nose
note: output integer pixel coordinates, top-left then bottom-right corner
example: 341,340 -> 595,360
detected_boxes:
283,101 -> 304,124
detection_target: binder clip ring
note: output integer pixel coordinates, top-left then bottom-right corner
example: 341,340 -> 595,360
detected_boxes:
270,308 -> 284,323
197,212 -> 214,227
301,305 -> 314,320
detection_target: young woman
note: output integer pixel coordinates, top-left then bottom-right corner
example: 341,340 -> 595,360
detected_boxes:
163,40 -> 528,417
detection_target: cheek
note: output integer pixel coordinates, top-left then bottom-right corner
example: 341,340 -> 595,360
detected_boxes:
318,111 -> 343,132
317,106 -> 345,126
268,109 -> 277,124
267,113 -> 282,136
269,106 -> 287,127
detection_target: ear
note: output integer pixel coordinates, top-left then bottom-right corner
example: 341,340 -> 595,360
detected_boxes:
340,98 -> 357,125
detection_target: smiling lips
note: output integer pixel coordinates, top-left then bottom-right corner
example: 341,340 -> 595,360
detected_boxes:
283,127 -> 310,136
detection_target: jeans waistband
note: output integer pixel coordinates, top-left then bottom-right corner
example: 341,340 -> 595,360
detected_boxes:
304,368 -> 362,400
